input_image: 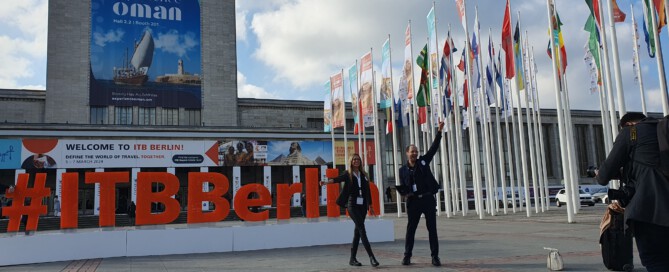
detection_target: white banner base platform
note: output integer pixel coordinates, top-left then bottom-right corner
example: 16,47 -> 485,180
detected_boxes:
0,218 -> 394,266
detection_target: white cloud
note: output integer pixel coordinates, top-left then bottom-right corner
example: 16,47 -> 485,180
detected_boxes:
237,71 -> 277,99
154,30 -> 199,58
0,0 -> 47,90
93,29 -> 125,47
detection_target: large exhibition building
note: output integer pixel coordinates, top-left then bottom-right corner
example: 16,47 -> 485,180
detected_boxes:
0,0 -> 618,218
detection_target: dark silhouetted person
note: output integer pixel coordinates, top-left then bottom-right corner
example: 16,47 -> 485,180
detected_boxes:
398,120 -> 444,266
596,113 -> 669,271
127,201 -> 136,226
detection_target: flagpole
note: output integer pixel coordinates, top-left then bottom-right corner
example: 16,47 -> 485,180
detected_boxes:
530,47 -> 551,210
597,42 -> 614,152
450,26 -> 468,216
330,81 -> 337,170
647,1 -> 669,115
604,0 -> 626,116
371,68 -> 385,216
428,5 -> 444,217
546,0 -> 575,223
596,0 -> 619,140
503,78 -> 518,213
513,11 -> 532,217
461,0 -> 484,219
560,74 -> 580,215
475,6 -> 496,216
385,35 -> 402,218
408,20 -> 421,158
492,35 -> 508,214
353,60 -> 364,170
631,5 -> 648,115
341,69 -> 349,173
523,30 -> 540,214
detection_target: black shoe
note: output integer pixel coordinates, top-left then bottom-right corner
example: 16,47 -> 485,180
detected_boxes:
349,257 -> 362,266
401,256 -> 411,265
431,256 -> 441,266
370,256 -> 379,267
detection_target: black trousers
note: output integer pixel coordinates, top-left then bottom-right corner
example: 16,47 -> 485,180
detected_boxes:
348,203 -> 373,257
632,220 -> 669,272
404,194 -> 438,258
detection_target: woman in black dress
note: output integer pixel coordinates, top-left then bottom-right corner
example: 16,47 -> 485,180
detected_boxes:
323,153 -> 379,267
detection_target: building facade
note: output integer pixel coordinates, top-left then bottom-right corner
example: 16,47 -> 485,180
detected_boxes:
0,1 -> 639,217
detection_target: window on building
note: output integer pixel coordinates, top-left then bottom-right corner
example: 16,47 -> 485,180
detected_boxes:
138,107 -> 156,126
307,118 -> 324,130
185,109 -> 201,126
90,106 -> 107,124
593,125 -> 606,166
114,106 -> 132,125
542,124 -> 554,178
162,108 -> 179,126
575,125 -> 589,176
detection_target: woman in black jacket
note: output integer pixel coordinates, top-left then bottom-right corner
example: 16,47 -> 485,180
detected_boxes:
323,153 -> 379,267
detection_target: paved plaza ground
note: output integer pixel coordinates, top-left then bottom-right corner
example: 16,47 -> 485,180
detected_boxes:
1,204 -> 647,271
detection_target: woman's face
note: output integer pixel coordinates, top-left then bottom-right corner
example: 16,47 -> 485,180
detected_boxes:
351,155 -> 362,168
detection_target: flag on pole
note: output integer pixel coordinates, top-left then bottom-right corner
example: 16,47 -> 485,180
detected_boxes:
457,45 -> 466,71
501,0 -> 515,79
547,11 -> 568,75
454,0 -> 467,31
349,63 -> 362,135
360,52 -> 375,127
330,72 -> 345,129
416,44 -> 431,108
642,0 -> 657,58
654,0 -> 666,31
612,0 -> 627,23
513,22 -> 525,90
584,44 -> 599,93
402,23 -> 414,100
440,34 -> 456,116
585,0 -> 602,27
584,15 -> 602,70
380,38 -> 394,134
324,80 -> 332,132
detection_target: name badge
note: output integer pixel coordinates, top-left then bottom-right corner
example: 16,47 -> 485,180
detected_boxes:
412,184 -> 417,192
356,197 -> 364,205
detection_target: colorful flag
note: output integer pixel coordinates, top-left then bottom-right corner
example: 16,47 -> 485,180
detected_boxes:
330,72 -> 345,129
548,10 -> 568,76
585,0 -> 602,27
654,0 -> 666,31
381,39 -> 393,134
501,0 -> 515,79
416,44 -> 431,108
427,6 -> 439,112
643,0 -> 657,58
440,33 -> 455,116
584,15 -> 602,84
349,63 -> 362,135
324,80 -> 332,133
359,52 -> 374,127
454,0 -> 467,31
611,0 -> 626,23
380,39 -> 393,109
513,22 -> 525,90
402,23 -> 414,100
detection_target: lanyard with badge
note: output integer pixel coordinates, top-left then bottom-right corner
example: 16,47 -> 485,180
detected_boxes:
354,172 -> 364,205
410,165 -> 418,193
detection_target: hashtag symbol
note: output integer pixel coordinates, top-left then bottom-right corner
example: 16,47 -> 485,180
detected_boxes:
2,173 -> 51,232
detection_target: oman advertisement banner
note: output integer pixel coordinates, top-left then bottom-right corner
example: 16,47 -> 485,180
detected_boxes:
90,0 -> 202,108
